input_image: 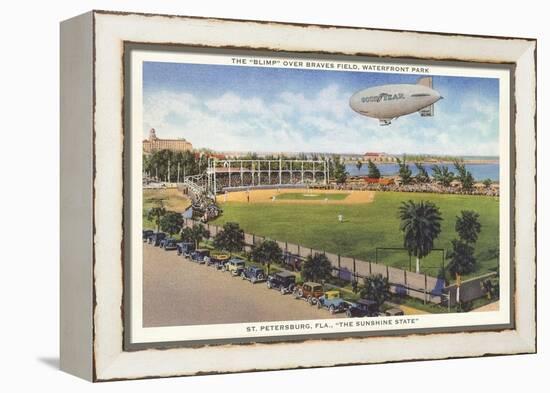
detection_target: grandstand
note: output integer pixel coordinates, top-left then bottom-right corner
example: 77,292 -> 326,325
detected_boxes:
206,158 -> 329,195
178,157 -> 329,221
180,174 -> 220,221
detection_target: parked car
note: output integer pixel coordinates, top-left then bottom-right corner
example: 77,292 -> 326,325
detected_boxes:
346,299 -> 380,318
148,232 -> 166,247
266,271 -> 296,294
162,238 -> 178,251
384,307 -> 404,316
316,290 -> 350,314
240,266 -> 266,283
222,258 -> 246,276
190,249 -> 210,264
142,229 -> 154,242
209,253 -> 230,268
293,282 -> 324,305
176,242 -> 195,257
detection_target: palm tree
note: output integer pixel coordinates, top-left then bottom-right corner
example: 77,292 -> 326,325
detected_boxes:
414,162 -> 430,183
159,211 -> 184,237
251,239 -> 283,275
301,253 -> 332,283
330,155 -> 348,184
367,159 -> 381,179
399,200 -> 443,273
213,222 -> 245,256
453,160 -> 474,191
455,210 -> 482,244
361,274 -> 391,310
432,165 -> 454,187
447,239 -> 476,304
180,226 -> 194,243
190,223 -> 210,249
147,205 -> 166,233
396,157 -> 413,185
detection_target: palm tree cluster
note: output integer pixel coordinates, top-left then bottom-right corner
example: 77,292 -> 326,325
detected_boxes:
143,149 -> 206,182
147,203 -> 187,238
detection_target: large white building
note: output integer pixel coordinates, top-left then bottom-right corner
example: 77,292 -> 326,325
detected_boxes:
142,128 -> 193,154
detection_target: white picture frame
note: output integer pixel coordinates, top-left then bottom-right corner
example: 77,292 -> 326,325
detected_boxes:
60,10 -> 536,381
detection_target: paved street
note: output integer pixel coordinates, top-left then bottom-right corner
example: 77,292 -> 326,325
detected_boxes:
143,244 -> 339,327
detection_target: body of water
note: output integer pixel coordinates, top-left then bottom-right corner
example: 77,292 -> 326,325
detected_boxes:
346,163 -> 500,181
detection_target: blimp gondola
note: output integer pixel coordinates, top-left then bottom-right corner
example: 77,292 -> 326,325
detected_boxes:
349,76 -> 442,126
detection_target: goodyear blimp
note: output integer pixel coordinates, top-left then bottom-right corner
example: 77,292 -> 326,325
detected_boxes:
349,77 -> 442,126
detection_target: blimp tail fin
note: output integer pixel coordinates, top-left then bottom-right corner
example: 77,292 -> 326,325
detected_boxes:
417,76 -> 433,88
419,104 -> 434,117
418,77 -> 434,117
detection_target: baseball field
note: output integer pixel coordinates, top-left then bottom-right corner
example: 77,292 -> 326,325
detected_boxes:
213,189 -> 499,280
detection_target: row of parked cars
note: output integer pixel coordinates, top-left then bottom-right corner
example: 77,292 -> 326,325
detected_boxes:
144,230 -> 268,283
143,230 -> 404,318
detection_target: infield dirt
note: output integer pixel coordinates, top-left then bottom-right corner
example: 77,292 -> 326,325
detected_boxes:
218,188 -> 375,205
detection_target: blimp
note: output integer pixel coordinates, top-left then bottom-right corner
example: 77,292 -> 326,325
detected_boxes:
349,77 -> 442,126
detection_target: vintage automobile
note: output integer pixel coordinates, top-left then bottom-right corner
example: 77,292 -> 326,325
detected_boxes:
293,282 -> 324,305
346,299 -> 380,318
240,266 -> 266,283
222,258 -> 246,276
208,253 -> 230,268
190,249 -> 210,264
384,307 -> 404,316
176,242 -> 195,257
266,271 -> 296,294
148,232 -> 166,247
161,238 -> 179,251
142,229 -> 154,242
316,290 -> 350,314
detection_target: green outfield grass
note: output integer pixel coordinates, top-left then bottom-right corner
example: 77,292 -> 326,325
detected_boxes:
212,192 -> 500,280
276,192 -> 350,201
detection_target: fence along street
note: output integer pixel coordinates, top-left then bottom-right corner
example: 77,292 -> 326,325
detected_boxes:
184,219 -> 446,305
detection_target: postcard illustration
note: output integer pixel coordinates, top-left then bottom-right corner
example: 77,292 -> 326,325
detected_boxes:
127,48 -> 511,345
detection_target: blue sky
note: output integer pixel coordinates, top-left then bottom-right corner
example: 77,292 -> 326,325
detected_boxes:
142,61 -> 500,156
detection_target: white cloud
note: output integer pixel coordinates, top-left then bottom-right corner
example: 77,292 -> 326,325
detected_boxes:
143,84 -> 500,156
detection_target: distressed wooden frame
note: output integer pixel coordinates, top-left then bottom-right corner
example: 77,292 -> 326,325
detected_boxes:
60,10 -> 536,381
